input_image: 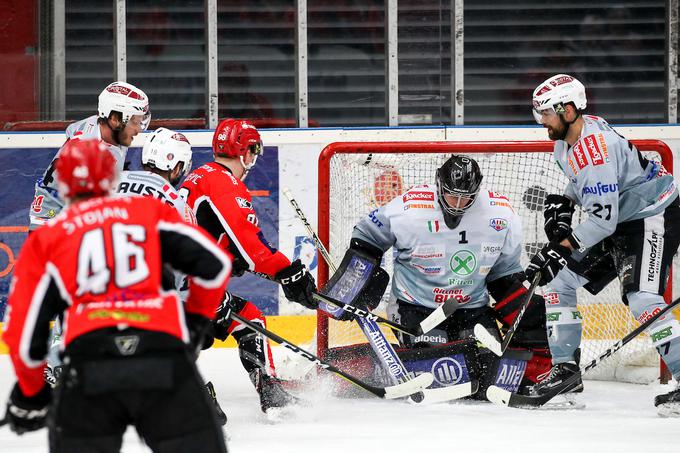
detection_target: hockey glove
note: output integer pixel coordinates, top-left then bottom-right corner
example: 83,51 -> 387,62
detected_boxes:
276,259 -> 318,310
186,312 -> 214,352
5,383 -> 51,435
543,194 -> 575,242
525,242 -> 571,286
212,292 -> 249,340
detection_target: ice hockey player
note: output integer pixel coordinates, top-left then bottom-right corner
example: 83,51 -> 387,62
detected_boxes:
30,81 -> 150,386
333,154 -> 552,396
30,81 -> 150,231
526,73 -> 680,416
180,118 -> 317,414
117,127 -> 195,223
115,127 -> 227,424
3,139 -> 231,451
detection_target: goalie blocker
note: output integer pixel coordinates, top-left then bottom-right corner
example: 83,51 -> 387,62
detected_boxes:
320,239 -> 390,321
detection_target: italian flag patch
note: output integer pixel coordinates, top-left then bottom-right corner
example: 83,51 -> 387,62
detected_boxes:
428,220 -> 440,232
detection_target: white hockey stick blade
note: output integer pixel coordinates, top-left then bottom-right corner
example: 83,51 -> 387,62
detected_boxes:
486,385 -> 513,407
474,324 -> 503,356
382,372 -> 434,400
411,380 -> 479,404
419,299 -> 459,334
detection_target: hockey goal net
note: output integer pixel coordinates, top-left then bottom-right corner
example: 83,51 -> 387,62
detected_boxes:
317,140 -> 674,383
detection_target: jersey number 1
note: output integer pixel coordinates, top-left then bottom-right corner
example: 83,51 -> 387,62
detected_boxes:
76,223 -> 150,296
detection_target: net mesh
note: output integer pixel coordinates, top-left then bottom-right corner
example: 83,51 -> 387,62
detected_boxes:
320,145 -> 664,382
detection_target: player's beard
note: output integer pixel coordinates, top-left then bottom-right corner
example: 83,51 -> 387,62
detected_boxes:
547,116 -> 569,141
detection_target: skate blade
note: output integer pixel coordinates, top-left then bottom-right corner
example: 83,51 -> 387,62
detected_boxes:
539,394 -> 586,411
657,402 -> 680,418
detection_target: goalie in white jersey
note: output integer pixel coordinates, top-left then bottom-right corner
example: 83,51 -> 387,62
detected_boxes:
341,155 -> 553,395
527,74 -> 680,416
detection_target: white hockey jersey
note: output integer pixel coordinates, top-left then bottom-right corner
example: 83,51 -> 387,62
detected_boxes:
29,115 -> 128,230
116,170 -> 195,225
555,115 -> 678,249
352,185 -> 524,310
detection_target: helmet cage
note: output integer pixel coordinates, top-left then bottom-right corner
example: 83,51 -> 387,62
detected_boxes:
435,156 -> 483,218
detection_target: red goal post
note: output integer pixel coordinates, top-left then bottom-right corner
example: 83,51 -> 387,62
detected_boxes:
316,140 -> 674,381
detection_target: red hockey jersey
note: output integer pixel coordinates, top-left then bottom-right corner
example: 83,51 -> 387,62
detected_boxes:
4,196 -> 231,396
180,161 -> 290,277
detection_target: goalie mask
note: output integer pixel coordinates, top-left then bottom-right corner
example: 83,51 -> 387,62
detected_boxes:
532,74 -> 586,125
142,127 -> 193,186
436,155 -> 483,229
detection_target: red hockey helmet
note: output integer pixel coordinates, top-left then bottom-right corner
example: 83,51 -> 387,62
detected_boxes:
212,119 -> 263,164
56,138 -> 118,199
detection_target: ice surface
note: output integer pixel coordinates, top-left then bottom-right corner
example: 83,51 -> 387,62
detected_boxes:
0,348 -> 677,453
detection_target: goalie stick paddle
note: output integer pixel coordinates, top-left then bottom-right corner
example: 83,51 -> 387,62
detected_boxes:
0,417 -> 7,427
474,272 -> 541,356
486,294 -> 680,409
229,311 -> 433,399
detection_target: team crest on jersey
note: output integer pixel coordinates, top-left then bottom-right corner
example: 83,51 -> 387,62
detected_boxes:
31,195 -> 44,213
489,218 -> 508,231
449,250 -> 477,276
236,197 -> 253,209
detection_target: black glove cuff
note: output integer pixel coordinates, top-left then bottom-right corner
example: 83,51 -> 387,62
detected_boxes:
11,383 -> 51,408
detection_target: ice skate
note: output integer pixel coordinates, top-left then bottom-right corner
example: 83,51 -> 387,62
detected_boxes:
529,362 -> 583,397
655,383 -> 680,418
249,368 -> 300,414
205,381 -> 228,426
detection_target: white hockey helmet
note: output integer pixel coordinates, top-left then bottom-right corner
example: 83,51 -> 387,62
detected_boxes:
98,81 -> 151,130
142,127 -> 192,177
532,74 -> 587,124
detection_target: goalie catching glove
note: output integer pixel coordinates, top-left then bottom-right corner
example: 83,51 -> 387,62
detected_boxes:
276,259 -> 318,310
543,194 -> 575,242
526,242 -> 571,286
321,238 -> 389,321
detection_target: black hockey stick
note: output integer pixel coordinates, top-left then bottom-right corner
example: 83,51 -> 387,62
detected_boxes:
473,272 -> 541,356
487,294 -> 680,409
228,311 -> 433,399
0,417 -> 7,427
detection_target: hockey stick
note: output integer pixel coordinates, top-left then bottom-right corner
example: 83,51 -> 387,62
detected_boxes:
0,417 -> 7,427
229,311 -> 433,399
283,188 -> 475,403
487,294 -> 680,409
473,272 -> 541,356
246,269 -> 426,337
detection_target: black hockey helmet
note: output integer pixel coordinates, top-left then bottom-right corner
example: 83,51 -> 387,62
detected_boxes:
435,155 -> 483,229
